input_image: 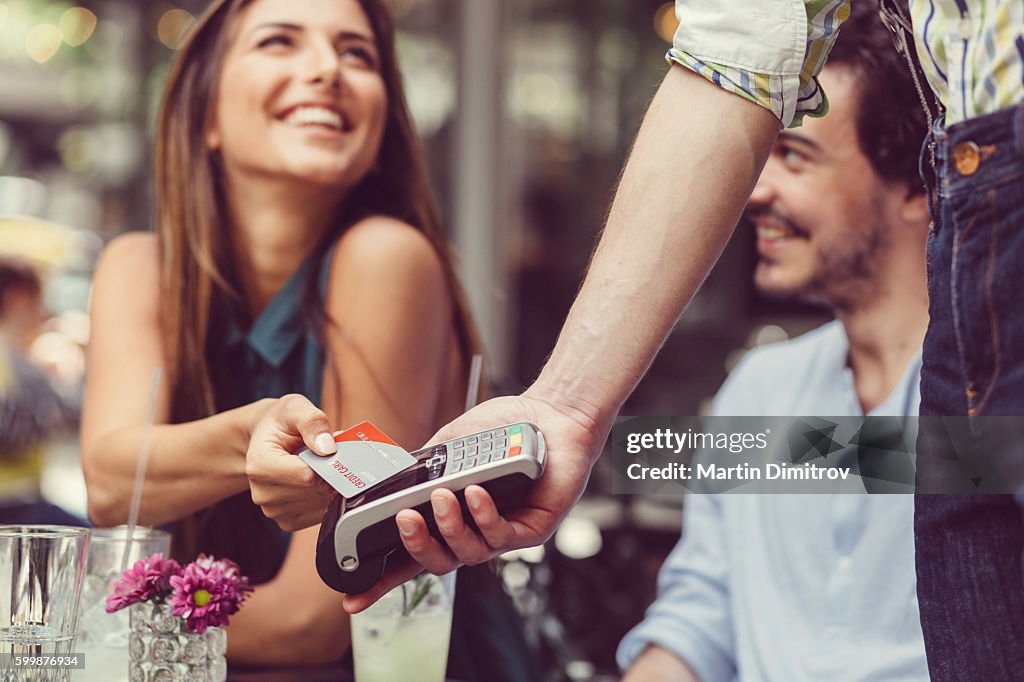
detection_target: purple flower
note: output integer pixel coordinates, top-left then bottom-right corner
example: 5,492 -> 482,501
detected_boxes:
169,555 -> 253,634
106,553 -> 182,613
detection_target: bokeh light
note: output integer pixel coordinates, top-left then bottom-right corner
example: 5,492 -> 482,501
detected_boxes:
501,545 -> 546,564
516,73 -> 562,116
58,127 -> 97,174
25,23 -> 62,64
654,2 -> 677,44
157,8 -> 196,50
501,561 -> 531,590
59,7 -> 97,47
753,324 -> 789,347
554,516 -> 603,560
145,2 -> 174,41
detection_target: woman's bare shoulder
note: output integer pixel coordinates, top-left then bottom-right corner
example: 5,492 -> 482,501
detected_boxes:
332,215 -> 441,270
328,216 -> 447,296
95,232 -> 158,277
92,232 -> 160,313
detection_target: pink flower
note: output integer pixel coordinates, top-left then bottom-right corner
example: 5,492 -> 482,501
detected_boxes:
106,553 -> 182,613
169,555 -> 253,634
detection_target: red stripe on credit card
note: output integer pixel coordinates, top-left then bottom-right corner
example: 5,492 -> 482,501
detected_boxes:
334,421 -> 401,447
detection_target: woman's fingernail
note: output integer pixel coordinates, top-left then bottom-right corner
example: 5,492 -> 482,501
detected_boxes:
434,497 -> 449,515
397,518 -> 415,537
314,432 -> 337,455
467,493 -> 481,511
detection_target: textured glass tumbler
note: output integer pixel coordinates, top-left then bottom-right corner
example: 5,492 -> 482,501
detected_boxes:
0,525 -> 91,682
73,527 -> 170,682
127,604 -> 226,682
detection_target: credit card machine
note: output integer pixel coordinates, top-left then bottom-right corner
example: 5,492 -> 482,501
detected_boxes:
315,423 -> 545,594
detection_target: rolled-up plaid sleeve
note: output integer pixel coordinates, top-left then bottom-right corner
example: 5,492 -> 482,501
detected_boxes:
668,0 -> 851,128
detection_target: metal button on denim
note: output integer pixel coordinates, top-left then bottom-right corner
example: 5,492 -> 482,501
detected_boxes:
954,141 -> 982,175
953,141 -> 997,176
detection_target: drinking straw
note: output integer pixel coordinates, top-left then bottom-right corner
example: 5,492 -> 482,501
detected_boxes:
464,354 -> 483,413
120,367 -> 162,573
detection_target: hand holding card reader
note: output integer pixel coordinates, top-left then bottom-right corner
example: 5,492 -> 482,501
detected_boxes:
314,423 -> 545,594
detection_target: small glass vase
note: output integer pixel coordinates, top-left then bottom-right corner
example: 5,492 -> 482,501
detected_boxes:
127,603 -> 227,682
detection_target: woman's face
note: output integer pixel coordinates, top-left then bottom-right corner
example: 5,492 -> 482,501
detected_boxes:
208,0 -> 387,190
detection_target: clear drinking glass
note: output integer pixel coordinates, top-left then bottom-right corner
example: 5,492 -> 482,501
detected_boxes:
71,527 -> 170,682
351,572 -> 456,682
0,525 -> 91,682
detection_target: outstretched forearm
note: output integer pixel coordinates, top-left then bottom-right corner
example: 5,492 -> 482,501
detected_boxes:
534,65 -> 780,430
82,401 -> 265,527
353,65 -> 783,606
81,233 -> 265,528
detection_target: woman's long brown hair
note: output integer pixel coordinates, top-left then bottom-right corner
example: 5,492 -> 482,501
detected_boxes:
155,0 -> 481,576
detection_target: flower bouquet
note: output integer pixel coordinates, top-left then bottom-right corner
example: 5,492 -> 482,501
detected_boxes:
106,553 -> 252,682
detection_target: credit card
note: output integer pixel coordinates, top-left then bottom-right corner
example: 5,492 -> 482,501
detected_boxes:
299,421 -> 416,499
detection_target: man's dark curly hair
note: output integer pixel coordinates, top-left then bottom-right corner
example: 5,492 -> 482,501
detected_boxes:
825,0 -> 930,193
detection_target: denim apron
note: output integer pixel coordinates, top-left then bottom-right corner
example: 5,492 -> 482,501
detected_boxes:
880,1 -> 1024,676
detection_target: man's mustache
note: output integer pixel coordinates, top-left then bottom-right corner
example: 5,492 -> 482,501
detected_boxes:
745,209 -> 811,239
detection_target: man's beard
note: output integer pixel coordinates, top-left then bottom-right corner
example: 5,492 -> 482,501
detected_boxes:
753,201 -> 890,312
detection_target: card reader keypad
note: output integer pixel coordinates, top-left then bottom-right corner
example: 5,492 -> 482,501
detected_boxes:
444,424 -> 526,476
425,446 -> 448,481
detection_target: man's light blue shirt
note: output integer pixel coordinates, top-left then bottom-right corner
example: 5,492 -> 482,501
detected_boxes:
617,321 -> 929,681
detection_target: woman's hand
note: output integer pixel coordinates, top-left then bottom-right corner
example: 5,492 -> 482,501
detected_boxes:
245,394 -> 340,531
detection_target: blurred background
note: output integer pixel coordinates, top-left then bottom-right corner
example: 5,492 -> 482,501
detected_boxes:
0,1 -> 827,679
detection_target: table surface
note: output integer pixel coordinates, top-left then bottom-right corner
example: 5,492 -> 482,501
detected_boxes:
227,665 -> 465,682
227,666 -> 352,682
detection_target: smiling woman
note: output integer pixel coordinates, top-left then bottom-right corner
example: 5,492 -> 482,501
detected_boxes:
209,1 -> 387,197
79,0 -> 535,678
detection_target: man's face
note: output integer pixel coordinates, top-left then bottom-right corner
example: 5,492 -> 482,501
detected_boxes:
746,67 -> 896,311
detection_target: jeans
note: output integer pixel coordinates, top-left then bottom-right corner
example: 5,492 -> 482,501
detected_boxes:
916,103 -> 1024,680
